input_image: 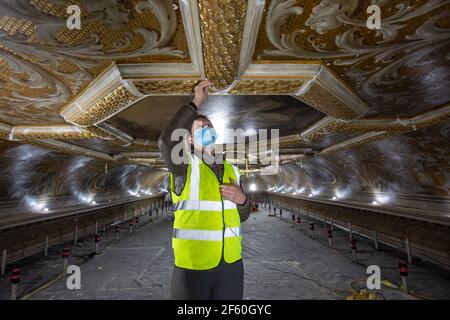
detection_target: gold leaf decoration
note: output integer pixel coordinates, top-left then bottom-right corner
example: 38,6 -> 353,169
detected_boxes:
134,80 -> 198,95
230,80 -> 305,94
198,0 -> 247,90
70,85 -> 138,127
298,83 -> 360,119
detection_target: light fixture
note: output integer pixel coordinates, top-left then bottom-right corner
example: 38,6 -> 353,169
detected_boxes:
332,196 -> 337,201
43,207 -> 49,212
308,193 -> 313,197
91,201 -> 97,205
372,201 -> 379,205
249,183 -> 256,191
375,193 -> 390,204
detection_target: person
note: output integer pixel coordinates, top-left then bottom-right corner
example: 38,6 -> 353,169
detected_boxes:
158,80 -> 251,300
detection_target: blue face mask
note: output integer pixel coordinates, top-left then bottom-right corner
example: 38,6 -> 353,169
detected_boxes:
194,126 -> 218,147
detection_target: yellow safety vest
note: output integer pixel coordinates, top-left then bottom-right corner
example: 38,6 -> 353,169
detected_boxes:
170,154 -> 242,270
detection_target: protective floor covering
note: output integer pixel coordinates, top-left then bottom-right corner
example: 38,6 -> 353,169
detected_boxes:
1,208 -> 450,300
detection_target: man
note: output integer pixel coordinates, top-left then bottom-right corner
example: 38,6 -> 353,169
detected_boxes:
158,80 -> 251,300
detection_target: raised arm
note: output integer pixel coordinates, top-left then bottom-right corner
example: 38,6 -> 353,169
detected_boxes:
158,81 -> 211,177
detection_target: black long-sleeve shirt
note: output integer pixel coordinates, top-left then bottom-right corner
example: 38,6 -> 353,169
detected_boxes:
158,102 -> 251,222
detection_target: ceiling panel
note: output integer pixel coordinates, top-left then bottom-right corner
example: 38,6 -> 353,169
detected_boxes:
0,0 -> 189,125
253,0 -> 450,117
105,95 -> 326,144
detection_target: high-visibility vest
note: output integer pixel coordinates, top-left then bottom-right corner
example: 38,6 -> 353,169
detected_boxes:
170,154 -> 242,270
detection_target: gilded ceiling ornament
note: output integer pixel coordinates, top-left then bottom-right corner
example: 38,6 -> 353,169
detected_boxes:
298,82 -> 360,119
0,0 -> 184,66
84,126 -> 117,140
338,122 -> 411,134
259,0 -> 450,112
198,0 -> 247,90
70,85 -> 139,127
0,0 -> 187,125
301,119 -> 344,142
230,80 -> 305,94
134,80 -> 198,95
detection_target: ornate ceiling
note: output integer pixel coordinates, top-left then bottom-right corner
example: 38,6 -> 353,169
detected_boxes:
0,0 -> 449,221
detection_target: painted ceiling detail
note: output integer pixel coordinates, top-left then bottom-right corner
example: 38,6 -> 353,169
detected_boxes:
255,0 -> 450,116
0,0 -> 449,221
259,119 -> 450,224
0,0 -> 448,159
198,0 -> 247,90
0,0 -> 189,125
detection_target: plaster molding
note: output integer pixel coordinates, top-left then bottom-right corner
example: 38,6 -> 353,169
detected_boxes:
237,0 -> 267,77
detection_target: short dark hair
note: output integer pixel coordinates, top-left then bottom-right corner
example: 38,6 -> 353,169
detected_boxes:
193,115 -> 210,123
191,115 -> 211,132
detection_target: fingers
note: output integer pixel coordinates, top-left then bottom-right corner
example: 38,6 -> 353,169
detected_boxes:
229,178 -> 239,186
220,184 -> 242,203
196,80 -> 211,90
220,188 -> 235,198
220,185 -> 236,197
220,184 -> 237,193
221,191 -> 235,202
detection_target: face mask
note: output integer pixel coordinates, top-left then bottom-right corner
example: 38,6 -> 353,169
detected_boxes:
194,126 -> 218,147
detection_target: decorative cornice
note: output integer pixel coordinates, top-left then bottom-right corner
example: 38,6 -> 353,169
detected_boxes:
130,139 -> 160,152
338,119 -> 412,134
84,126 -> 116,140
230,79 -> 305,94
237,0 -> 266,77
70,84 -> 141,127
278,103 -> 450,152
198,0 -> 247,90
117,158 -> 165,166
10,125 -> 98,140
412,103 -> 450,129
299,116 -> 343,142
60,64 -> 144,127
120,152 -> 162,159
19,139 -> 116,161
320,132 -> 395,154
335,103 -> 450,134
134,80 -> 198,95
295,82 -> 361,120
179,0 -> 205,77
117,63 -> 201,80
277,134 -> 302,146
96,123 -> 134,144
242,62 -> 369,119
243,62 -> 320,78
314,65 -> 369,117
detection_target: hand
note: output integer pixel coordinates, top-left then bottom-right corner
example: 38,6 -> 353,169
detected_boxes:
192,80 -> 211,108
220,179 -> 247,206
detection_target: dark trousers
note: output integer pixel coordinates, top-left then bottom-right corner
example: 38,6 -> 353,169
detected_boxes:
171,259 -> 244,300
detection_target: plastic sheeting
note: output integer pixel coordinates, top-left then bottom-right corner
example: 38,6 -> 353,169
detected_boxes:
2,208 -> 450,300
